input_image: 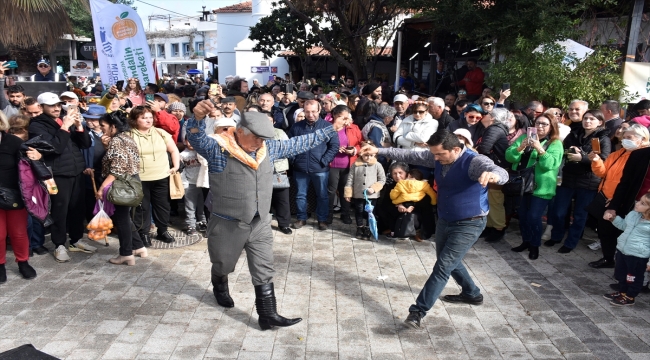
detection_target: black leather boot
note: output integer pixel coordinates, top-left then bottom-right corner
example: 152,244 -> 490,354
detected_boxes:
255,283 -> 302,330
140,233 -> 152,248
212,275 -> 234,308
511,242 -> 529,252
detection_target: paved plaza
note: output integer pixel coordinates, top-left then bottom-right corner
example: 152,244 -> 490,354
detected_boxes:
1,217 -> 649,360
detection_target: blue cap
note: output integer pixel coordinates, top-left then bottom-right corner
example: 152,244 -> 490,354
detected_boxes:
83,105 -> 107,119
154,93 -> 169,103
37,59 -> 50,66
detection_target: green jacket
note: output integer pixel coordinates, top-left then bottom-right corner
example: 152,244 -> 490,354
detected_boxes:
505,135 -> 564,200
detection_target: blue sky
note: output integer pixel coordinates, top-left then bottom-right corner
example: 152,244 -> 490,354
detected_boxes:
134,0 -> 241,20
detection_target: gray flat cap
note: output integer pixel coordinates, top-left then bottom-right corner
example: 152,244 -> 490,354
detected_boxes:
240,111 -> 275,139
297,91 -> 315,100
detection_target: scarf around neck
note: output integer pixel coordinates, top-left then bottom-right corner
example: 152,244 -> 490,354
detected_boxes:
214,127 -> 267,170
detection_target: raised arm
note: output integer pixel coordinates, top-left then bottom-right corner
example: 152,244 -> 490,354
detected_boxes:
377,147 -> 436,168
267,126 -> 337,162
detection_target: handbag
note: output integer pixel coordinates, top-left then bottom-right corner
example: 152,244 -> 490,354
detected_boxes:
107,174 -> 144,207
585,191 -> 608,218
394,212 -> 417,238
502,141 -> 550,197
272,170 -> 290,189
169,171 -> 185,199
0,187 -> 24,210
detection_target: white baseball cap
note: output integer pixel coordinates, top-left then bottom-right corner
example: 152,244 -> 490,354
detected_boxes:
60,91 -> 78,100
393,94 -> 408,103
37,92 -> 63,106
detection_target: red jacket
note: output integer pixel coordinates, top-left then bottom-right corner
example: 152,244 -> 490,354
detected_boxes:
154,110 -> 180,142
346,123 -> 363,165
457,67 -> 485,96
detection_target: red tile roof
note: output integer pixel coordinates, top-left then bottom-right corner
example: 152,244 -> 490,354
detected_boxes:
213,1 -> 252,13
279,46 -> 393,57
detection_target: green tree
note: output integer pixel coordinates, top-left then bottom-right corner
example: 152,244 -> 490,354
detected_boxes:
284,0 -> 421,83
249,3 -> 321,81
487,39 -> 632,108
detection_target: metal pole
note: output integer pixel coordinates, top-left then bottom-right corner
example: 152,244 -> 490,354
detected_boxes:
394,30 -> 403,92
625,0 -> 644,62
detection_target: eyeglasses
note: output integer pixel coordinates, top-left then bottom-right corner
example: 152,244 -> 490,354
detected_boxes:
535,122 -> 550,127
482,102 -> 494,106
415,110 -> 427,115
466,115 -> 482,120
583,116 -> 599,122
458,91 -> 467,95
38,64 -> 49,68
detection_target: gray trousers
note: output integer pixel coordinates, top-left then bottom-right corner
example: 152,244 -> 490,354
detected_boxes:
184,184 -> 206,228
207,214 -> 275,286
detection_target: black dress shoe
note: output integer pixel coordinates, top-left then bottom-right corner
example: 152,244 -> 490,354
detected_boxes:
589,258 -> 615,269
33,246 -> 48,255
213,276 -> 235,308
442,293 -> 484,305
255,283 -> 302,330
558,245 -> 572,254
293,220 -> 306,229
511,242 -> 529,252
156,231 -> 175,243
18,261 -> 36,280
279,227 -> 292,235
544,240 -> 560,247
528,246 -> 539,260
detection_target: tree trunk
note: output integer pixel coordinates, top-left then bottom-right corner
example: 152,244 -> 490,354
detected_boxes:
9,45 -> 44,76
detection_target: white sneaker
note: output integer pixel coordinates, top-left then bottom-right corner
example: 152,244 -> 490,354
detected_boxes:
69,241 -> 97,253
54,245 -> 71,263
541,225 -> 553,241
588,241 -> 601,251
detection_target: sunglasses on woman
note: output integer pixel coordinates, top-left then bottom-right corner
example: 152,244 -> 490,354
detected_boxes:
466,115 -> 482,120
414,110 -> 427,115
482,102 -> 494,106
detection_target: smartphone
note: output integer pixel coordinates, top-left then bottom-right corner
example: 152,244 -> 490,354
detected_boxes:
145,94 -> 154,102
591,138 -> 601,154
115,80 -> 124,90
527,127 -> 537,141
4,61 -> 17,69
502,83 -> 510,91
285,83 -> 293,94
209,83 -> 219,95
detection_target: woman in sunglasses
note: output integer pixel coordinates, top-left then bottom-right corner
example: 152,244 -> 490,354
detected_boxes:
478,95 -> 496,113
448,104 -> 487,145
392,100 -> 438,151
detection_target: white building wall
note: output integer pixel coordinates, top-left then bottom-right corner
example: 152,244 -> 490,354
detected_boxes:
216,13 -> 256,83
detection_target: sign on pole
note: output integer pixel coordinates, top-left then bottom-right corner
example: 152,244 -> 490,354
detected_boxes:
70,60 -> 94,77
89,0 -> 155,87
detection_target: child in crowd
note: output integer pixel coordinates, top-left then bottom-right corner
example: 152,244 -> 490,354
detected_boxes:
180,139 -> 206,235
388,169 -> 437,241
344,141 -> 386,240
603,192 -> 650,306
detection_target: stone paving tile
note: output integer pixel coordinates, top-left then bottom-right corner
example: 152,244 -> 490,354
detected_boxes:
1,219 -> 648,359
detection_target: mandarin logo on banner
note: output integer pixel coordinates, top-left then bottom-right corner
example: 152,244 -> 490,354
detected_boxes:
89,0 -> 154,88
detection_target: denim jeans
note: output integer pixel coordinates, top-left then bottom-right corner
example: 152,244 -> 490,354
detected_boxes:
294,170 -> 330,222
549,186 -> 596,249
29,215 -> 45,250
518,194 -> 550,247
409,216 -> 486,316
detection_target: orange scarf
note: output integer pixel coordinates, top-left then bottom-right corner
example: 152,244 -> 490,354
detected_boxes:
213,127 -> 267,170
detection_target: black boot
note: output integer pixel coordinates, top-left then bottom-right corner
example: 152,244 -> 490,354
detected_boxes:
212,275 -> 234,308
528,246 -> 539,260
355,226 -> 364,238
140,233 -> 152,248
0,263 -> 6,284
511,242 -> 529,252
255,283 -> 302,330
18,261 -> 36,279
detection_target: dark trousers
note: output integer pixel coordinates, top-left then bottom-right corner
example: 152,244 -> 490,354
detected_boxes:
271,188 -> 291,228
85,188 -> 97,223
352,198 -> 376,226
518,194 -> 551,247
135,177 -> 170,235
28,215 -> 45,250
597,217 -> 623,262
202,187 -> 210,221
50,173 -> 86,247
328,167 -> 351,217
614,251 -> 649,298
112,205 -> 144,256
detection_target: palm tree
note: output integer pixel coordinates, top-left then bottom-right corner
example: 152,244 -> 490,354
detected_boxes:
0,0 -> 88,73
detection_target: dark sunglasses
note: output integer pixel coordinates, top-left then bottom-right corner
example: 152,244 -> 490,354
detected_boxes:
38,64 -> 49,68
415,110 -> 427,114
482,102 -> 494,106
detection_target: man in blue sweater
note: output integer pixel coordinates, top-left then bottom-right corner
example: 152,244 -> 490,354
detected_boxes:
362,129 -> 508,329
288,100 -> 339,230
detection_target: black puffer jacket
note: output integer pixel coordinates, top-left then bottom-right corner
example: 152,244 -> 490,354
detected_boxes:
561,127 -> 611,190
28,114 -> 91,177
435,110 -> 455,131
476,122 -> 510,169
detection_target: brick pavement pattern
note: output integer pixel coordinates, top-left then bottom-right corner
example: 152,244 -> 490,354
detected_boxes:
0,218 -> 649,359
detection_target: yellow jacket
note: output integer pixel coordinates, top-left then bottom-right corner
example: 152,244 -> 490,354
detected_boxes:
390,179 -> 437,205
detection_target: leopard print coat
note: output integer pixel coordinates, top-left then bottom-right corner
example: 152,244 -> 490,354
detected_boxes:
102,132 -> 140,178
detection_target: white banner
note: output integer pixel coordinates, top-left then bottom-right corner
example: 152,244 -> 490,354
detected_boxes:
70,60 -> 93,77
89,0 -> 154,87
622,62 -> 650,102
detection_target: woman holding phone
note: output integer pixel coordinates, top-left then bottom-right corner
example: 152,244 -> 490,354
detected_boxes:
506,114 -> 564,259
546,109 -> 611,253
